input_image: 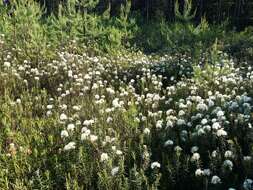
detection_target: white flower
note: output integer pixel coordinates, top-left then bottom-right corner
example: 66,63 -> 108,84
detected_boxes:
90,135 -> 98,142
212,122 -> 221,130
166,120 -> 173,128
81,133 -> 89,141
211,175 -> 221,184
60,104 -> 68,110
177,119 -> 186,126
94,94 -> 100,100
46,105 -> 53,110
174,146 -> 182,152
217,128 -> 227,137
106,117 -> 113,123
81,127 -> 90,133
76,120 -> 81,126
116,150 -> 123,155
46,111 -> 52,116
111,167 -> 119,176
197,128 -> 205,136
63,142 -> 76,151
73,105 -> 81,111
60,113 -> 68,121
201,118 -> 208,125
100,153 -> 109,162
229,102 -> 239,110
4,61 -> 11,68
243,156 -> 252,162
212,150 -> 217,158
112,146 -> 116,151
61,130 -> 69,138
164,139 -> 174,147
203,169 -> 211,176
156,120 -> 163,129
191,153 -> 200,162
151,161 -> 161,169
67,123 -> 75,131
135,117 -> 140,123
83,119 -> 94,126
243,179 -> 253,190
224,150 -> 233,158
105,136 -> 113,143
223,160 -> 233,170
195,169 -> 203,177
144,128 -> 151,135
208,99 -> 215,107
112,98 -> 121,108
217,110 -> 224,118
196,103 -> 208,111
203,125 -> 211,132
106,88 -> 115,95
178,110 -> 185,116
16,99 -> 21,104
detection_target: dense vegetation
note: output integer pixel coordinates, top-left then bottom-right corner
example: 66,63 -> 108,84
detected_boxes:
0,0 -> 253,189
39,0 -> 253,28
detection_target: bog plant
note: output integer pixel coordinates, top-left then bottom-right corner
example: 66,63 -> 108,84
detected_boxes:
1,32 -> 253,189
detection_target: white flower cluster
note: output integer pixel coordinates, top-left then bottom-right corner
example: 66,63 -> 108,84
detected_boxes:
1,40 -> 253,189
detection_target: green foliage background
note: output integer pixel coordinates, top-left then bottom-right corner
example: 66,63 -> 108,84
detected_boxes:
39,0 -> 253,28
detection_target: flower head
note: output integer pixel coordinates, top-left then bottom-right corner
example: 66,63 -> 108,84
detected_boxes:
63,142 -> 76,151
151,161 -> 161,169
100,153 -> 109,162
211,175 -> 221,184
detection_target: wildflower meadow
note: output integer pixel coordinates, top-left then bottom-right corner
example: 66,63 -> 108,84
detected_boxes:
0,0 -> 253,189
